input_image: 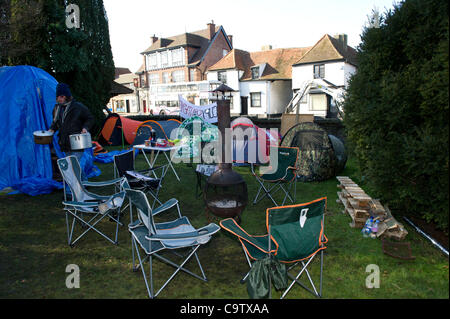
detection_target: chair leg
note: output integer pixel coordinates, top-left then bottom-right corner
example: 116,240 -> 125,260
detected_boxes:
253,181 -> 278,206
240,242 -> 255,284
65,209 -> 120,246
281,255 -> 316,299
152,246 -> 205,298
319,248 -> 324,297
133,242 -> 207,298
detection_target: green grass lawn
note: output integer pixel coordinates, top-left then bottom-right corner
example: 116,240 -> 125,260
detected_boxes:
0,147 -> 448,299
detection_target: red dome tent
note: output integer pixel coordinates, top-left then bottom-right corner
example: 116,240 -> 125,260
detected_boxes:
98,113 -> 142,146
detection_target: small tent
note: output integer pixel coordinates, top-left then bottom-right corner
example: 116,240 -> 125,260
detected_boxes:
0,65 -> 99,195
281,121 -> 347,182
98,113 -> 142,146
133,119 -> 181,145
173,116 -> 219,161
230,117 -> 280,165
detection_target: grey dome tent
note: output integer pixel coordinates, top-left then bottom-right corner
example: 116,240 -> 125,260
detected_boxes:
280,122 -> 347,182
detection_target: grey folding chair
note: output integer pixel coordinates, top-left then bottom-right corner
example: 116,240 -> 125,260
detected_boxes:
123,185 -> 220,298
57,156 -> 126,247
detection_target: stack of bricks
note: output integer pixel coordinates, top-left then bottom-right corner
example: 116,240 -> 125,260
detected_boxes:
336,176 -> 408,240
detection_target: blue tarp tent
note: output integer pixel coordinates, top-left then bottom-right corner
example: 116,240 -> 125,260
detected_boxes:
0,65 -> 99,196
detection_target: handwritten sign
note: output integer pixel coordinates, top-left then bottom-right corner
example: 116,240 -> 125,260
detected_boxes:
179,95 -> 217,123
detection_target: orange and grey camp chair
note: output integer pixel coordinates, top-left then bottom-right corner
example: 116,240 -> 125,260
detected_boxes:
220,197 -> 328,298
251,146 -> 299,206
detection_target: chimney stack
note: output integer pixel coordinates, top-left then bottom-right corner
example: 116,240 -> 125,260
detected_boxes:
227,35 -> 233,47
334,34 -> 348,51
150,34 -> 158,45
207,20 -> 215,40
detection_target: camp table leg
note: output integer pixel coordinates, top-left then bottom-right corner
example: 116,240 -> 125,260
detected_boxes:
163,150 -> 180,181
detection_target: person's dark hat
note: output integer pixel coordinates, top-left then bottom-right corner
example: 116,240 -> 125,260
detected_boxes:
56,83 -> 72,98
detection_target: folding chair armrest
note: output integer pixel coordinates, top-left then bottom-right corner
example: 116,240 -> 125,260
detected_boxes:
220,218 -> 273,254
62,200 -> 102,208
145,223 -> 220,241
152,198 -> 178,216
82,177 -> 124,187
137,164 -> 168,175
63,192 -> 125,209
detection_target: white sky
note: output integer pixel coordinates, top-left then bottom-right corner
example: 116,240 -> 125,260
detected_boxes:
103,0 -> 398,73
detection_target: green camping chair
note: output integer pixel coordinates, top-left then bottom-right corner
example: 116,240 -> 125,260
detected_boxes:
220,197 -> 328,298
123,185 -> 221,299
251,146 -> 299,206
57,156 -> 126,247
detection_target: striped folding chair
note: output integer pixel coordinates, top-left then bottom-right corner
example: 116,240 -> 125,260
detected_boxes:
123,185 -> 221,298
57,156 -> 126,247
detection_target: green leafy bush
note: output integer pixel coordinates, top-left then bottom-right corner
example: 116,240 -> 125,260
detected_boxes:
344,0 -> 449,230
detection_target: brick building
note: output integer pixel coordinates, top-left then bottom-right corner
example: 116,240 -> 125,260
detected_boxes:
135,21 -> 233,115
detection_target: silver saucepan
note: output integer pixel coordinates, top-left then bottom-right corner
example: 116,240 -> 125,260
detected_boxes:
69,132 -> 92,150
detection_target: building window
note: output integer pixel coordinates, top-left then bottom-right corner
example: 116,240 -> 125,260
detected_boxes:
172,48 -> 184,66
251,66 -> 259,79
149,73 -> 159,84
310,94 -> 327,111
313,64 -> 325,79
162,72 -> 169,83
250,92 -> 261,107
172,70 -> 185,83
222,49 -> 228,57
189,69 -> 195,81
218,71 -> 227,83
140,74 -> 147,87
161,51 -> 169,67
148,54 -> 157,69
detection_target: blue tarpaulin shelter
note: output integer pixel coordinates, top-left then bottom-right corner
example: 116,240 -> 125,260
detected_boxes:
0,65 -> 100,196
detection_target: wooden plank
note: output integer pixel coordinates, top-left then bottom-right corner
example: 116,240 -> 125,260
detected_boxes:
336,176 -> 353,182
355,209 -> 370,219
348,198 -> 371,210
345,186 -> 365,192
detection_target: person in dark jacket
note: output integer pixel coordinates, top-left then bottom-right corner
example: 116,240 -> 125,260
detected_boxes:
49,83 -> 94,180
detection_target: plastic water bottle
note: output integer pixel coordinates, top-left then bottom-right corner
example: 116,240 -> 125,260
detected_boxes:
362,217 -> 374,237
371,219 -> 380,234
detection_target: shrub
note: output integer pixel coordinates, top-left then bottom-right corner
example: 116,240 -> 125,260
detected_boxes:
343,0 -> 449,230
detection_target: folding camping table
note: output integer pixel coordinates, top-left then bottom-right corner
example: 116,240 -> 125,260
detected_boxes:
133,144 -> 181,181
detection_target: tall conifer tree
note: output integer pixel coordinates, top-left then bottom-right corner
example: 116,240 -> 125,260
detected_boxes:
0,0 -> 115,129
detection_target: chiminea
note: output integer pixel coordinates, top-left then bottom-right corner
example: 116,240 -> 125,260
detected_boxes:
204,84 -> 248,223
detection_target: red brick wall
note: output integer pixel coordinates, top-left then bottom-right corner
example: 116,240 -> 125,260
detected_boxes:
198,31 -> 231,78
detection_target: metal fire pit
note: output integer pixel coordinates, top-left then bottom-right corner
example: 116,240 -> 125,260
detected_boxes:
203,83 -> 248,223
204,166 -> 248,223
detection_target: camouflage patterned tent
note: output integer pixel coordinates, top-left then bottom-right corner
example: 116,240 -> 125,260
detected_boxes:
173,116 -> 219,162
281,122 -> 347,182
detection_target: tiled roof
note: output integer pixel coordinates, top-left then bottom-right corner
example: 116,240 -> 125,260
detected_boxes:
115,72 -> 136,84
110,81 -> 133,96
140,26 -> 220,55
293,34 -> 358,66
114,67 -> 132,78
208,47 -> 311,80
